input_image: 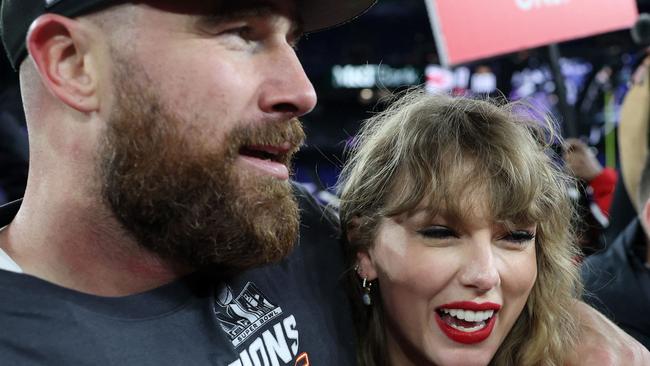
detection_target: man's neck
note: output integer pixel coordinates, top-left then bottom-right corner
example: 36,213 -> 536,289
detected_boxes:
0,194 -> 190,297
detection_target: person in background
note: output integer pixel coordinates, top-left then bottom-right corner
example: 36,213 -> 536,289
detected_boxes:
582,154 -> 650,349
563,138 -> 617,255
608,53 -> 650,236
581,56 -> 650,350
564,138 -> 617,218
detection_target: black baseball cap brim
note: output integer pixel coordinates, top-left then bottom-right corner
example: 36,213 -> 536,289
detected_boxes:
1,0 -> 376,70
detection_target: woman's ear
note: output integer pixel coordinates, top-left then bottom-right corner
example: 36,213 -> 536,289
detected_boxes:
356,250 -> 378,281
347,215 -> 379,280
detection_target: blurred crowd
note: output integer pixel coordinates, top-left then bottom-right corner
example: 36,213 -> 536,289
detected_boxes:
0,67 -> 27,205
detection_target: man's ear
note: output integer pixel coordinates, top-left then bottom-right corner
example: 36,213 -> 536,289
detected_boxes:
26,14 -> 100,112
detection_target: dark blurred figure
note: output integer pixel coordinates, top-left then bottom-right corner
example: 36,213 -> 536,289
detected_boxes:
614,53 -> 650,226
563,138 -> 616,256
0,51 -> 29,205
605,179 -> 638,244
582,155 -> 650,350
581,56 -> 650,350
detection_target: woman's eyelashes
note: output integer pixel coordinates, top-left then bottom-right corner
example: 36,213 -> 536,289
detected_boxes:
500,230 -> 536,244
417,226 -> 456,239
416,226 -> 536,245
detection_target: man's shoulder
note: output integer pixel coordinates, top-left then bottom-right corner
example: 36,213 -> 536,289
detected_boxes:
0,272 -> 231,365
0,269 -> 57,302
0,271 -> 79,350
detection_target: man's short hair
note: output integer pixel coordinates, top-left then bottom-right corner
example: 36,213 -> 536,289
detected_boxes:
1,0 -> 376,70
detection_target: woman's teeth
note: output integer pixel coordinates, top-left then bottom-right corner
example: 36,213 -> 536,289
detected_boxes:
440,309 -> 494,322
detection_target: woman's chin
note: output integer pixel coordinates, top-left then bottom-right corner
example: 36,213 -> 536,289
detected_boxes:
422,335 -> 499,366
430,350 -> 495,366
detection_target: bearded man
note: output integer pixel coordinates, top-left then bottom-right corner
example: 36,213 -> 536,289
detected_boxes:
0,0 -> 648,365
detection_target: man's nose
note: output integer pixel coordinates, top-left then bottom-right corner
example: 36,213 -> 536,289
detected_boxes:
458,240 -> 500,293
258,44 -> 318,118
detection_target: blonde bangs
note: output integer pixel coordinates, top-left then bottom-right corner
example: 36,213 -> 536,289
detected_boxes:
375,93 -> 566,231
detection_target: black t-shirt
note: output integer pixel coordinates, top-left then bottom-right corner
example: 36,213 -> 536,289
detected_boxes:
0,184 -> 356,365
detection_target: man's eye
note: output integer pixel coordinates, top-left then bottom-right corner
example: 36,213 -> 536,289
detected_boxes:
501,230 -> 536,244
224,26 -> 254,39
417,226 -> 455,239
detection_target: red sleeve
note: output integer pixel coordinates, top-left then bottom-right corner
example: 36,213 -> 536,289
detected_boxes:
588,168 -> 618,217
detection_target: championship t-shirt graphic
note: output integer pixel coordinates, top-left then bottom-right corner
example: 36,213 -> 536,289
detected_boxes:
214,283 -> 310,366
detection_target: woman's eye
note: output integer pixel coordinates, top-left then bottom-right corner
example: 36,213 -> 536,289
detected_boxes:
417,226 -> 456,239
501,230 -> 536,244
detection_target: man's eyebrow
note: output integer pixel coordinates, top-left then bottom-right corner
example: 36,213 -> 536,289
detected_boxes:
205,5 -> 275,21
200,4 -> 304,36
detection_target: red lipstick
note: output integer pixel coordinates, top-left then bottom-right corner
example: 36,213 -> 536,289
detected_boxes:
435,302 -> 501,344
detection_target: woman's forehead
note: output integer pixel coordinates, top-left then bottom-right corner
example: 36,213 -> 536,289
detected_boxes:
390,181 -> 537,225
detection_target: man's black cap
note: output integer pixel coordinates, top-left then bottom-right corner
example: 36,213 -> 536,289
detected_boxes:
1,0 -> 376,70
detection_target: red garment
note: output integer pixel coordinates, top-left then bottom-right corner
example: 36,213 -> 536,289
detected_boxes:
588,168 -> 618,217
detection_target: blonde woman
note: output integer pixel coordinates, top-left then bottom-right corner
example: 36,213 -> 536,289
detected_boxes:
338,91 -> 581,365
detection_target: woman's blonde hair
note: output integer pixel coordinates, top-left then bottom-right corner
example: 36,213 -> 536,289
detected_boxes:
338,90 -> 582,366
